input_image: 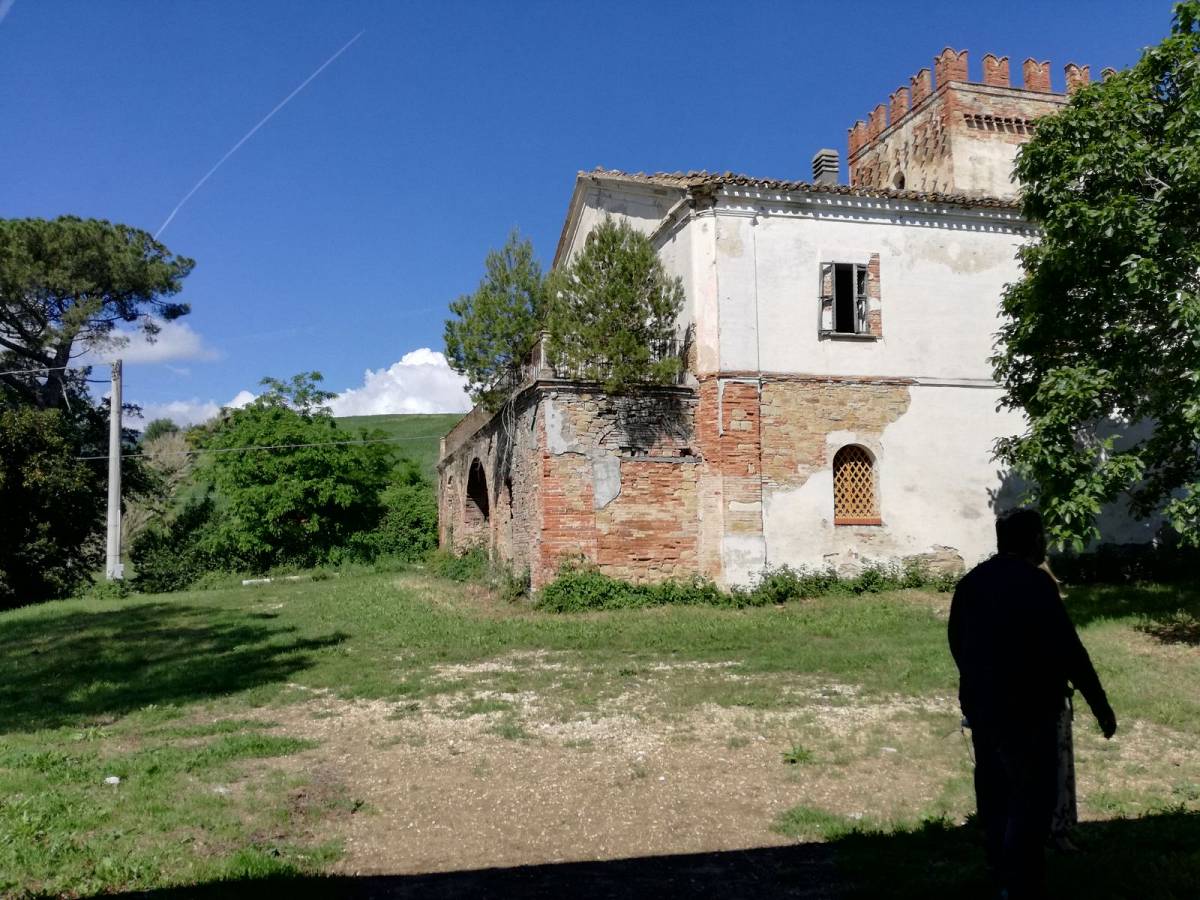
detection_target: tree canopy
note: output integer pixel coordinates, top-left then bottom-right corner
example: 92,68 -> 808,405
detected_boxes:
993,1 -> 1200,548
188,372 -> 396,570
0,217 -> 194,410
444,230 -> 546,411
0,407 -> 107,607
547,216 -> 684,394
141,418 -> 180,444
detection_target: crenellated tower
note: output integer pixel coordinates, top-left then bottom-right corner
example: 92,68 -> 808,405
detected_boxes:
847,49 -> 1104,199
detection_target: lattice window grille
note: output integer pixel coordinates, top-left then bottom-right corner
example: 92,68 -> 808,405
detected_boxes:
834,446 -> 879,523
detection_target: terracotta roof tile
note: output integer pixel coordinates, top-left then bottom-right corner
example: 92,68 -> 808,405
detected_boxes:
581,167 -> 1021,210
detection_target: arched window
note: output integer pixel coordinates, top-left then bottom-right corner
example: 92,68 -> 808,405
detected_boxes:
465,459 -> 490,525
833,445 -> 879,525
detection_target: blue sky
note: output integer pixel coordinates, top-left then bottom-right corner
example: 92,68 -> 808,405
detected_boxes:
0,0 -> 1168,423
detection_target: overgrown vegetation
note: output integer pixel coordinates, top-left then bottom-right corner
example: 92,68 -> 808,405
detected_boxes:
444,217 -> 688,412
546,215 -> 685,393
994,1 -> 1200,549
130,374 -> 439,593
535,561 -> 960,613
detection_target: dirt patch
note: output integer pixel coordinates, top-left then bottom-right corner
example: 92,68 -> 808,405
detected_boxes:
257,659 -> 976,877
181,653 -> 1200,877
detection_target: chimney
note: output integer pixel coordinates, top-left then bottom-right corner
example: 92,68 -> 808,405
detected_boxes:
1064,62 -> 1090,93
935,47 -> 969,86
867,103 -> 888,139
812,149 -> 839,186
910,67 -> 932,105
982,54 -> 1010,87
1101,66 -> 1117,81
889,86 -> 911,123
1023,58 -> 1051,92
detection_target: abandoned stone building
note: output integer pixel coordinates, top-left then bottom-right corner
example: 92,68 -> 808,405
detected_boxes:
438,48 -> 1139,589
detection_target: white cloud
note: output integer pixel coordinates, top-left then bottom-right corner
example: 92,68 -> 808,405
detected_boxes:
329,348 -> 471,416
227,390 -> 257,409
133,389 -> 257,430
87,318 -> 219,365
129,346 -> 469,431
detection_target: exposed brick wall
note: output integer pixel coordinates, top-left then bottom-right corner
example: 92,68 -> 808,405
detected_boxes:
441,374 -> 918,591
441,382 -> 702,590
867,253 -> 883,337
595,460 -> 699,581
539,449 -> 599,576
759,379 -> 912,489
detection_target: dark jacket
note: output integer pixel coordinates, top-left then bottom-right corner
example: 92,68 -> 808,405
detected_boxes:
948,554 -> 1108,734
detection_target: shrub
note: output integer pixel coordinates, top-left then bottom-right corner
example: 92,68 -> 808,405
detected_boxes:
536,559 -> 959,613
85,578 -> 131,601
129,497 -> 216,594
537,564 -> 729,613
356,462 -> 438,562
1050,543 -> 1200,585
746,565 -> 842,604
426,548 -> 491,583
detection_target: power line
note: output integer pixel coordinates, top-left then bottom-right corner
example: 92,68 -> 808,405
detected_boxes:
76,432 -> 448,461
0,364 -> 91,377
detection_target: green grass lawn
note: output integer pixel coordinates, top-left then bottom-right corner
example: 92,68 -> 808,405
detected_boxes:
334,413 -> 463,477
1,569 -> 1197,898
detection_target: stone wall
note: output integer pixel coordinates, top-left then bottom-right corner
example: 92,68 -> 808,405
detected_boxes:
439,382 -> 702,589
438,387 -> 543,577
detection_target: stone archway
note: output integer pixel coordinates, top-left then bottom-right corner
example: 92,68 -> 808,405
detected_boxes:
465,458 -> 490,528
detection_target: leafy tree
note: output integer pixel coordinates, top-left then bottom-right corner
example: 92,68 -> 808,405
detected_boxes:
993,2 -> 1200,549
0,217 -> 193,410
141,418 -> 180,444
0,217 -> 179,603
547,216 -> 684,393
355,459 -> 438,562
0,407 -> 106,607
444,230 -> 546,410
187,372 -> 395,570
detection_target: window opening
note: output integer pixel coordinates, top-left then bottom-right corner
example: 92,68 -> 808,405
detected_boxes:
820,262 -> 869,336
833,445 -> 879,525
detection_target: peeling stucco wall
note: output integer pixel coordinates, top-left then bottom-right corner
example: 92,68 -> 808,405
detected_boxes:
538,386 -> 700,586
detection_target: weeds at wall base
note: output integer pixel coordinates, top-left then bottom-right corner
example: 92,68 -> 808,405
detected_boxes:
427,548 -> 530,602
535,561 -> 961,613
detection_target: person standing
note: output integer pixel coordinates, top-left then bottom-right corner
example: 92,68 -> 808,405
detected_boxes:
948,509 -> 1117,898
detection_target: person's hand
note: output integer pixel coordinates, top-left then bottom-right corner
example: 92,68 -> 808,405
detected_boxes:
1096,703 -> 1117,739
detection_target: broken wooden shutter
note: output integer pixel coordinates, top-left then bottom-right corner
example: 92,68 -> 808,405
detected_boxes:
818,262 -> 834,333
854,263 -> 869,334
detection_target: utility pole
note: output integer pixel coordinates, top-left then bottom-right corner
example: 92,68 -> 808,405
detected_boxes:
105,359 -> 124,580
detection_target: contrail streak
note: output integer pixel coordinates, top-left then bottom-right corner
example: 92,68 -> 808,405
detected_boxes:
0,0 -> 17,26
155,30 -> 364,239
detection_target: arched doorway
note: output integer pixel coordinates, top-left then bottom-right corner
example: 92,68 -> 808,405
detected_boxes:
465,458 -> 490,527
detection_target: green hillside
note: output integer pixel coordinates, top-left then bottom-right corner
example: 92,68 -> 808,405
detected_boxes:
335,413 -> 463,477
